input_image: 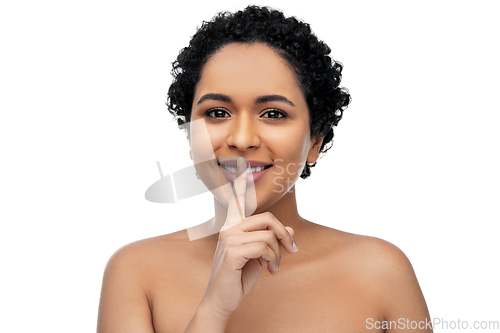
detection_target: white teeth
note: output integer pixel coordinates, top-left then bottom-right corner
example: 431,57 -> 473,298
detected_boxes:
220,165 -> 237,173
221,164 -> 269,174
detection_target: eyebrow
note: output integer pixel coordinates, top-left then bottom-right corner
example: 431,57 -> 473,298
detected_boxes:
196,93 -> 295,107
255,94 -> 295,106
197,93 -> 232,105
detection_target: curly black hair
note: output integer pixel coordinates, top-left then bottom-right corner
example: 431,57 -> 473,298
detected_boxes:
167,5 -> 351,179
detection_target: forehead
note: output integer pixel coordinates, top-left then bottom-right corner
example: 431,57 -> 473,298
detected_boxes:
194,43 -> 305,105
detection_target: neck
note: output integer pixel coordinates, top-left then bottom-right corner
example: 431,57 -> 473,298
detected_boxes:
187,185 -> 310,242
214,185 -> 309,232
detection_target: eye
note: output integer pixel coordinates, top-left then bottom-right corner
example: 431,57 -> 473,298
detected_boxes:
261,109 -> 287,119
205,108 -> 230,118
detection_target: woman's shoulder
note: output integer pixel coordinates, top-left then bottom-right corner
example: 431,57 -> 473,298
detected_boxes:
308,223 -> 416,285
103,228 -> 218,279
310,223 -> 409,261
337,229 -> 410,266
304,224 -> 430,321
98,230 -> 207,331
316,225 -> 421,306
105,229 -> 193,268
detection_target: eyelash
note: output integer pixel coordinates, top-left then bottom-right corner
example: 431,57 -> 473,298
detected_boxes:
204,108 -> 288,119
205,108 -> 230,118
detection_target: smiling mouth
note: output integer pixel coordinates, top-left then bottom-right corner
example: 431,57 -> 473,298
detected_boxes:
219,163 -> 272,174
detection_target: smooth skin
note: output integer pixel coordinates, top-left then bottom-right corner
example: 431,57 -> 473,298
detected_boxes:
97,43 -> 432,332
185,158 -> 299,331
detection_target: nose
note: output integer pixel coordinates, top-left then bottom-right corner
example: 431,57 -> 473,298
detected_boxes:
226,115 -> 261,151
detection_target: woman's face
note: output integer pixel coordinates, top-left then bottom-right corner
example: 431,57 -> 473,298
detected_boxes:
189,42 -> 322,214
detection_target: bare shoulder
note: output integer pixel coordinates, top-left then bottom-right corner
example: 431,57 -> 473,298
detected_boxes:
97,229 -> 195,331
341,231 -> 412,271
103,229 -> 193,276
102,228 -> 217,289
313,225 -> 431,323
310,224 -> 413,275
100,229 -> 191,291
306,224 -> 418,293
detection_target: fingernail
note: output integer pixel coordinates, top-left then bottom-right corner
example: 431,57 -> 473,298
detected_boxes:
292,241 -> 298,252
274,263 -> 279,274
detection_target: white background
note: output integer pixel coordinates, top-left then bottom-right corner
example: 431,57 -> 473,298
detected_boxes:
1,0 -> 499,331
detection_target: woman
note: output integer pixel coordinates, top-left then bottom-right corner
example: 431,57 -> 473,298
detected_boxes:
97,6 -> 432,332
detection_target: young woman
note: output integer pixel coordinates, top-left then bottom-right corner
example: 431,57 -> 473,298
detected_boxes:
97,6 -> 432,332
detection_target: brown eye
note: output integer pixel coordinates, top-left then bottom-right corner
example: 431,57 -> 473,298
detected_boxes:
261,110 -> 287,119
206,109 -> 230,118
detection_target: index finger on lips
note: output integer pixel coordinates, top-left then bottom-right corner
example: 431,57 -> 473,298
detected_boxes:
242,212 -> 298,254
233,157 -> 247,218
223,157 -> 248,229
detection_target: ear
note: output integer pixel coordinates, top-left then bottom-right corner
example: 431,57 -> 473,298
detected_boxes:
307,136 -> 323,164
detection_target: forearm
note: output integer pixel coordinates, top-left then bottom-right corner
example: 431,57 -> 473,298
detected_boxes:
184,302 -> 230,333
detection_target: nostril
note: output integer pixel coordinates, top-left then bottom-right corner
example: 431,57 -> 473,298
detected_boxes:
226,133 -> 261,151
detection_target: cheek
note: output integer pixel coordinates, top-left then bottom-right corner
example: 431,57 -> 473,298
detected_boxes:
267,130 -> 311,182
189,119 -> 221,189
268,125 -> 311,159
189,120 -> 224,162
205,127 -> 228,149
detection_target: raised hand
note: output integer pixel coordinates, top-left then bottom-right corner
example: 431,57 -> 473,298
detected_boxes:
199,157 -> 298,322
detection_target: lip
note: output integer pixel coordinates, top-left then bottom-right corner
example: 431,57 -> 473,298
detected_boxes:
218,159 -> 273,184
218,159 -> 273,169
